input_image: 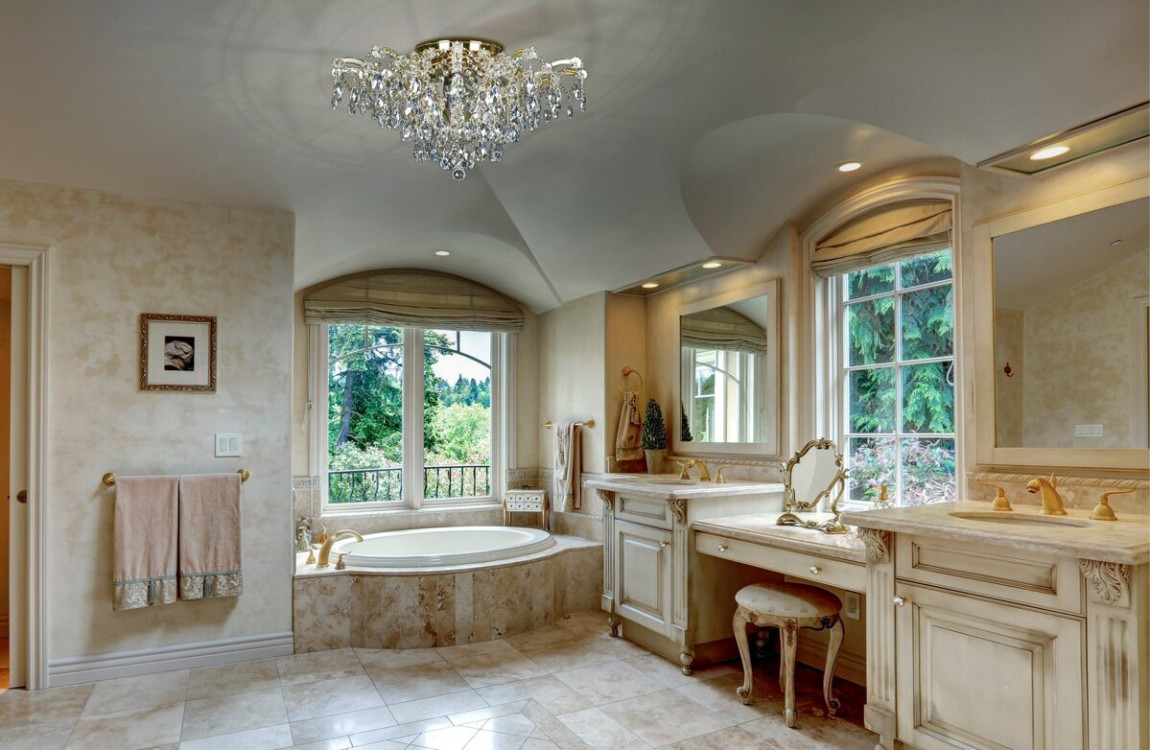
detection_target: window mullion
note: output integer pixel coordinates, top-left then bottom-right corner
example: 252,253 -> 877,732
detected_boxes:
403,328 -> 424,508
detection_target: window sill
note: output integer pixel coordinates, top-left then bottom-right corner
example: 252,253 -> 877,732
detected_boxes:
320,501 -> 502,519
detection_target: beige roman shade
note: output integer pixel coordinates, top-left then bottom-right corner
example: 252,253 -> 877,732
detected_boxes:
812,199 -> 952,278
680,306 -> 768,355
304,270 -> 526,332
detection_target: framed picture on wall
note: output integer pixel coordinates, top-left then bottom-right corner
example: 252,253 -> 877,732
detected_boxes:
139,313 -> 217,392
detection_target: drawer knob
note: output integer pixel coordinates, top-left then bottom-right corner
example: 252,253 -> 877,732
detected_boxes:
893,596 -> 907,607
808,565 -> 821,576
717,544 -> 728,553
659,540 -> 670,549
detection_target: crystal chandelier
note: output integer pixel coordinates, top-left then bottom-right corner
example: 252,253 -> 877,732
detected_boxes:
330,38 -> 588,181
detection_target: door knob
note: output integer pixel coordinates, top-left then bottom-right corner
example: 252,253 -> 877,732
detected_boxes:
16,490 -> 27,504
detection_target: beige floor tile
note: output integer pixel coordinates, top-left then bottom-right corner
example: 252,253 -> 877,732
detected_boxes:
554,740 -> 590,750
476,675 -> 591,717
277,648 -> 365,686
663,724 -> 774,749
599,688 -> 729,746
81,669 -> 189,718
519,739 -> 560,750
624,654 -> 736,688
282,674 -> 384,722
0,684 -> 94,728
449,649 -> 548,689
356,647 -> 446,672
369,661 -> 472,704
354,741 -> 411,750
519,701 -> 576,744
389,689 -> 488,725
350,715 -> 454,745
675,672 -> 782,726
285,737 -> 355,750
462,728 -> 528,749
552,660 -> 664,706
178,722 -> 293,750
447,699 -> 530,726
411,724 -> 479,749
289,704 -> 397,744
554,707 -> 649,749
181,687 -> 287,741
0,718 -> 74,750
516,640 -> 619,674
737,711 -> 877,749
501,624 -> 583,652
435,639 -> 515,662
187,658 -> 281,699
64,701 -> 183,750
477,712 -> 538,737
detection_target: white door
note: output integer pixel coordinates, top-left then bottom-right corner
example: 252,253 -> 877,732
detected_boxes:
7,266 -> 26,689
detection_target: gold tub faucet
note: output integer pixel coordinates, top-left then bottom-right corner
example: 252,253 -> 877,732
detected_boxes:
317,529 -> 363,567
1026,476 -> 1067,516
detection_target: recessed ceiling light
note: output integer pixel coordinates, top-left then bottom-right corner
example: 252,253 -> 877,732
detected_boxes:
836,161 -> 863,173
641,282 -> 659,289
701,261 -> 722,269
1029,145 -> 1070,161
435,250 -> 451,256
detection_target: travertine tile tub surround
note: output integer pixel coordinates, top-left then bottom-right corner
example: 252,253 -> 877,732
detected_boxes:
293,536 -> 602,653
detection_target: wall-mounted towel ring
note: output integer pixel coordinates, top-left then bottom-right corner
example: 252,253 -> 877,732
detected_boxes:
620,366 -> 643,393
103,469 -> 250,487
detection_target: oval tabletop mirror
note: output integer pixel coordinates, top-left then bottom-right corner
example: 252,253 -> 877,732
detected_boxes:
777,438 -> 849,534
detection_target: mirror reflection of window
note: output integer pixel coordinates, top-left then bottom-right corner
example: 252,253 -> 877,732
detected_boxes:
681,304 -> 767,443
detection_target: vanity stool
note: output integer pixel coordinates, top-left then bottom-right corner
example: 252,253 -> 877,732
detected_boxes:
733,581 -> 845,727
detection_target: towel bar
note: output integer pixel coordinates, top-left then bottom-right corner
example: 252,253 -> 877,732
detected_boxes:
541,420 -> 594,429
102,469 -> 249,487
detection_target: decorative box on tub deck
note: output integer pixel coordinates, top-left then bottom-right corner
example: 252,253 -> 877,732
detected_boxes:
504,489 -> 549,528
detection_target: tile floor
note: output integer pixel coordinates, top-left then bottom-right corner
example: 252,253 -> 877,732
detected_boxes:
0,612 -> 876,749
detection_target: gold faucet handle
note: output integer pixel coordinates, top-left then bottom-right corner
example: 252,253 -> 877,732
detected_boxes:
1091,488 -> 1134,521
697,461 -> 711,481
676,460 -> 694,480
976,479 -> 1012,512
335,553 -> 347,570
715,466 -> 728,484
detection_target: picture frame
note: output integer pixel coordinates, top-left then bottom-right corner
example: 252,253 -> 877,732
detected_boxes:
139,313 -> 217,392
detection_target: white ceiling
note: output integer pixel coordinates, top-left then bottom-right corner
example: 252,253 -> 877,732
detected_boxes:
1,1 -> 1146,312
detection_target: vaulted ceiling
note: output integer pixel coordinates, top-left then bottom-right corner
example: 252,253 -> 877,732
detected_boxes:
1,1 -> 1146,311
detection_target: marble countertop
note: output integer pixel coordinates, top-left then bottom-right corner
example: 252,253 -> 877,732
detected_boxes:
841,501 -> 1150,566
693,512 -> 866,564
585,474 -> 784,499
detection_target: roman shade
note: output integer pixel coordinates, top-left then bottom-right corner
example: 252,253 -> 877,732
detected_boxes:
812,199 -> 952,278
304,270 -> 526,332
680,306 -> 768,355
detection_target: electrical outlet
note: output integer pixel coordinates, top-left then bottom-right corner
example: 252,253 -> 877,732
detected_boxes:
215,433 -> 242,457
1074,424 -> 1104,438
843,591 -> 861,620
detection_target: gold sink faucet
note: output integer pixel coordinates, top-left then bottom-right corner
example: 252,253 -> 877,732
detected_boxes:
1026,476 -> 1067,516
317,529 -> 363,567
676,460 -> 695,480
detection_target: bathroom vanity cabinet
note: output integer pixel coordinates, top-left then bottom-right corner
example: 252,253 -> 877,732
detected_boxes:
585,476 -> 784,674
843,502 -> 1149,750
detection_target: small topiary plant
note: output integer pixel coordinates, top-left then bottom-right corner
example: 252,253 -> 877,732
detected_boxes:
680,401 -> 693,442
641,399 -> 668,450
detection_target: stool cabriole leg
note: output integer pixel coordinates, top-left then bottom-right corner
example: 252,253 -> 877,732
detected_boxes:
823,616 -> 844,716
733,607 -> 753,704
782,620 -> 799,727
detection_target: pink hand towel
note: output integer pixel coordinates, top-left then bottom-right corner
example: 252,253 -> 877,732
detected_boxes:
113,476 -> 178,610
178,473 -> 243,600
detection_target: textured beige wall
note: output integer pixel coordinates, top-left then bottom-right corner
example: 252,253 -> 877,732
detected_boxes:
0,180 -> 294,660
538,292 -> 606,474
1021,251 -> 1148,449
604,293 -> 647,467
0,292 -> 8,624
993,308 -> 1023,446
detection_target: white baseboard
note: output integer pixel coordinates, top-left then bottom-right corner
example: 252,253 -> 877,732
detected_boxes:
0,614 -> 8,639
47,631 -> 294,688
795,639 -> 867,688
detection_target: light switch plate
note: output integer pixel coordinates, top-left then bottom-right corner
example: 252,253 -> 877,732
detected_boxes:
215,433 -> 242,457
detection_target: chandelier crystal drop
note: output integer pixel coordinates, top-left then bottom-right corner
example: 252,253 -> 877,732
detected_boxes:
330,38 -> 588,181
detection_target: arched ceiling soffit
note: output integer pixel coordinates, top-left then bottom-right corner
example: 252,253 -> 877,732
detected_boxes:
680,113 -> 948,260
295,230 -> 560,314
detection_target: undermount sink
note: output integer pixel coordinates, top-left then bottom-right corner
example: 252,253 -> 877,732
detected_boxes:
618,476 -> 700,486
948,511 -> 1092,528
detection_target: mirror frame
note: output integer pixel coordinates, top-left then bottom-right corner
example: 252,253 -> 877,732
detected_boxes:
972,177 -> 1149,471
674,279 -> 780,458
777,437 -> 849,534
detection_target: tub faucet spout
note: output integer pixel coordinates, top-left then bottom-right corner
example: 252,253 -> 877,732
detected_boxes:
317,529 -> 363,567
1026,476 -> 1068,516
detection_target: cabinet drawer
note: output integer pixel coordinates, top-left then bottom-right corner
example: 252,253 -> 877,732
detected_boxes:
695,532 -> 866,592
896,535 -> 1082,614
615,494 -> 673,529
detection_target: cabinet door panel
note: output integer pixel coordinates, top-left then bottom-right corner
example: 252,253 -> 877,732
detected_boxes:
615,520 -> 673,635
896,582 -> 1084,750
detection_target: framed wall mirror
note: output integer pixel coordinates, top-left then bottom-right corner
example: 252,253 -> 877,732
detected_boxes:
973,178 -> 1149,471
676,279 -> 779,458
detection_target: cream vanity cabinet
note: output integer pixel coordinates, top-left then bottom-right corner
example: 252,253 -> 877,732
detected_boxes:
586,476 -> 784,674
844,503 -> 1149,750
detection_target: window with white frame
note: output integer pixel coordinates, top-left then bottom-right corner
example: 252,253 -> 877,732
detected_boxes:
837,249 -> 956,505
319,323 -> 501,509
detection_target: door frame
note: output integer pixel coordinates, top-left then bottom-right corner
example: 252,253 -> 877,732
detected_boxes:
0,243 -> 48,689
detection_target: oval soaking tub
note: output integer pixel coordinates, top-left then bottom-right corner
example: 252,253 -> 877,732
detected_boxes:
331,526 -> 555,568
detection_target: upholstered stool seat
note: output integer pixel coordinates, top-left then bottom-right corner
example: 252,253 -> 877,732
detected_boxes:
733,581 -> 845,727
